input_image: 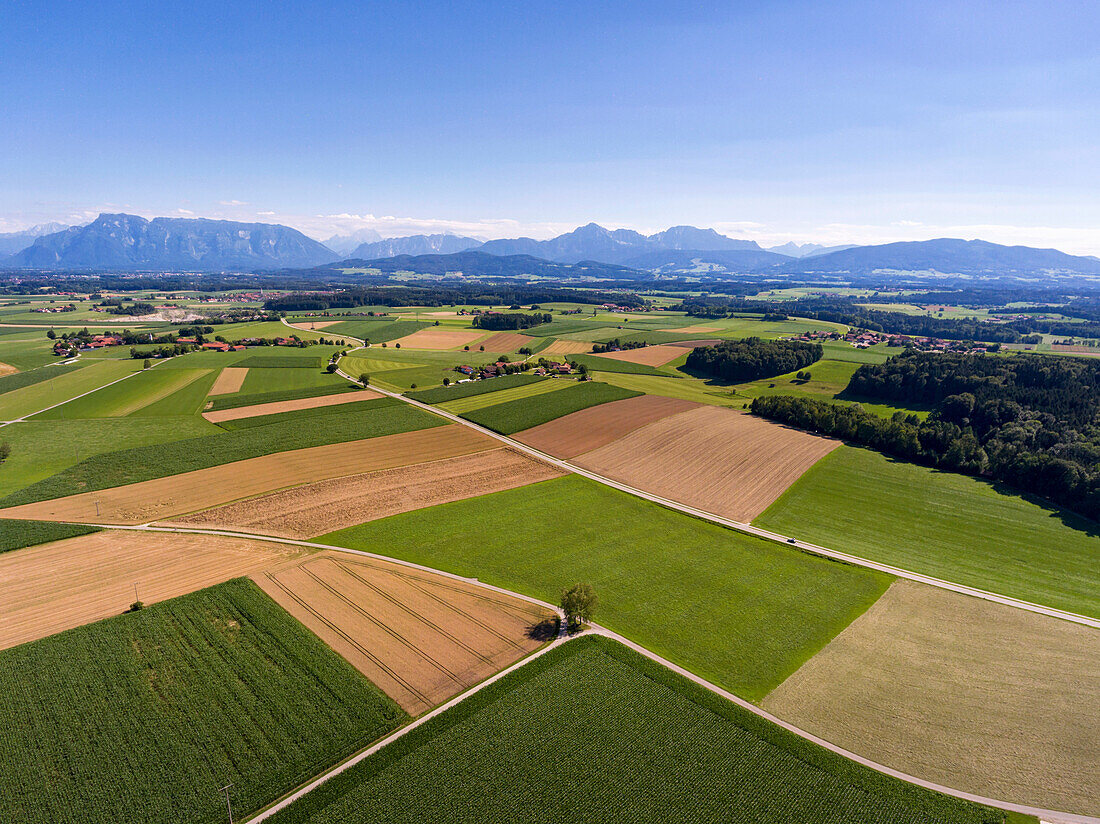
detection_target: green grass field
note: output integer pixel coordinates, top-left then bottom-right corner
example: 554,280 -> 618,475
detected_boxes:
438,377 -> 572,414
0,417 -> 219,498
756,446 -> 1100,618
459,381 -> 641,434
0,518 -> 99,553
0,360 -> 85,394
569,352 -> 674,375
589,370 -> 745,406
323,319 -> 432,343
0,358 -> 144,420
0,336 -> 70,372
205,382 -> 358,411
318,475 -> 890,701
31,367 -> 213,419
1,398 -> 440,506
406,373 -> 545,403
237,366 -> 348,395
0,579 -> 407,824
266,636 -> 1000,824
215,398 -> 385,430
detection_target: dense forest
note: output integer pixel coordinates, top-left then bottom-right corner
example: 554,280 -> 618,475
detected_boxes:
686,338 -> 822,382
753,351 -> 1100,520
471,312 -> 552,330
264,285 -> 645,312
677,296 -> 1100,342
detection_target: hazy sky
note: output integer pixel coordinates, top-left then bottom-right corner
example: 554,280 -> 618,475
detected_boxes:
2,0 -> 1098,252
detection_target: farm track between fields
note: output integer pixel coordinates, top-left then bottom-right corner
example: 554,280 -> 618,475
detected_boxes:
59,523 -> 1096,824
332,359 -> 1100,630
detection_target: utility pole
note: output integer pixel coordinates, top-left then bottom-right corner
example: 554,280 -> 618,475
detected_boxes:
94,499 -> 100,517
133,582 -> 140,603
219,783 -> 234,824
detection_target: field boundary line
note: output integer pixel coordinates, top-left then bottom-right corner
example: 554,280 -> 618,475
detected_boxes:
84,522 -> 1098,824
335,361 -> 1100,630
0,356 -> 175,427
281,317 -> 364,346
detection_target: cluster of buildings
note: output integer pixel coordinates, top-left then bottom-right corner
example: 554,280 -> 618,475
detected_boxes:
790,328 -> 999,354
31,304 -> 76,313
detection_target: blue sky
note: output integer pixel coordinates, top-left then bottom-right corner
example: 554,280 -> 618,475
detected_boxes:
2,0 -> 1098,252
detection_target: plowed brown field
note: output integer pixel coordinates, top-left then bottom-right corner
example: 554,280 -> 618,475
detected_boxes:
0,424 -> 497,524
476,332 -> 532,352
202,389 -> 381,423
253,552 -> 553,714
575,405 -> 839,522
0,530 -> 302,649
763,580 -> 1100,814
512,395 -> 701,459
590,344 -> 685,367
390,327 -> 486,349
208,367 -> 248,395
170,448 -> 563,538
540,339 -> 593,356
0,362 -> 17,376
291,319 -> 343,329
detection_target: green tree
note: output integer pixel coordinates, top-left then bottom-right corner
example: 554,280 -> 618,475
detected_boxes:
359,373 -> 370,386
560,583 -> 597,631
46,329 -> 56,340
142,359 -> 152,370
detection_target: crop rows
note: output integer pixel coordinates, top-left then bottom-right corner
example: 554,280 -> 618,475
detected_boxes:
0,518 -> 99,554
0,578 -> 407,824
206,382 -> 357,411
266,637 -> 1002,824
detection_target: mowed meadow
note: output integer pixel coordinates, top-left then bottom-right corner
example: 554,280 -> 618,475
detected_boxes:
756,446 -> 1100,618
318,475 -> 892,701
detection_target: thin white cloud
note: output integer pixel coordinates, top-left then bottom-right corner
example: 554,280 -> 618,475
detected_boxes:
219,200 -> 248,206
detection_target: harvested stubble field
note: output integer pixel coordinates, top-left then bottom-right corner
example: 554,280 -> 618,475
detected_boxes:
539,338 -> 594,355
389,327 -> 486,349
763,580 -> 1100,815
576,405 -> 839,522
0,530 -> 303,649
590,343 -> 686,366
0,424 -> 496,524
512,394 -> 700,458
173,448 -> 563,538
254,552 -> 554,715
0,361 -> 17,375
207,366 -> 248,395
264,637 -> 1000,824
202,389 -> 382,422
475,331 -> 532,351
0,579 -> 406,824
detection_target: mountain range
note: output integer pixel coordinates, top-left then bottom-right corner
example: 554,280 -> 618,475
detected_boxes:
6,214 -> 338,270
0,222 -> 70,256
3,213 -> 1100,279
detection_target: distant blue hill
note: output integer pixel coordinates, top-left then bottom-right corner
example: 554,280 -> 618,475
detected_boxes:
4,213 -> 339,271
761,238 -> 1100,276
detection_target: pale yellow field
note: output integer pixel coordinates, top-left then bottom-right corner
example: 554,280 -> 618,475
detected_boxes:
763,580 -> 1100,815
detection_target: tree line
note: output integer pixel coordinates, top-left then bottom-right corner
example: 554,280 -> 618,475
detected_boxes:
686,338 -> 822,382
752,351 -> 1100,520
264,285 -> 646,312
